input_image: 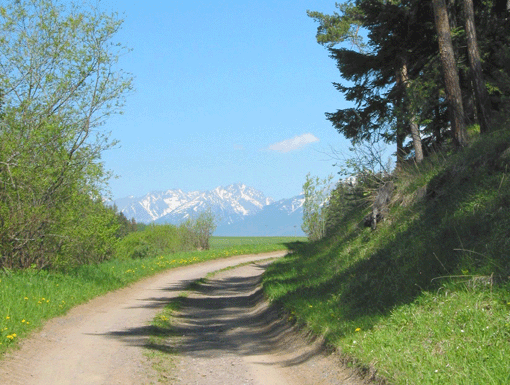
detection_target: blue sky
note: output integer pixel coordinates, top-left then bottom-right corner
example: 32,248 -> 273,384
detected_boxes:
101,0 -> 354,201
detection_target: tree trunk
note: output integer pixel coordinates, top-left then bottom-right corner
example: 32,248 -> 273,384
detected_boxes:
395,69 -> 406,168
463,0 -> 491,133
400,59 -> 424,163
432,0 -> 468,147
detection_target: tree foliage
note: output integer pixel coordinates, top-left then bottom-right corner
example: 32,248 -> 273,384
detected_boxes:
308,0 -> 510,163
0,0 -> 133,269
302,173 -> 334,241
182,209 -> 217,250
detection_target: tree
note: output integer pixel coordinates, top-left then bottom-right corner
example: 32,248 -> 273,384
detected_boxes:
463,0 -> 491,133
182,209 -> 217,250
309,1 -> 438,164
312,0 -> 510,158
432,0 -> 468,147
0,0 -> 133,269
302,173 -> 333,241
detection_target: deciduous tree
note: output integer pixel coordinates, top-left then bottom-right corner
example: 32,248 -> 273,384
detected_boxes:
302,173 -> 333,241
0,0 -> 133,269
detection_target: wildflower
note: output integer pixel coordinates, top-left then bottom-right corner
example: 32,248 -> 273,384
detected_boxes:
21,319 -> 25,323
5,316 -> 9,320
355,327 -> 362,332
24,297 -> 28,300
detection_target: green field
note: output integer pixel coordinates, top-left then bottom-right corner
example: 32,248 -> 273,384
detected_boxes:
210,236 -> 306,249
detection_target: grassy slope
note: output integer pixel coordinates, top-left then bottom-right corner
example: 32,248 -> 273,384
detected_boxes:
0,237 -> 295,355
263,131 -> 510,384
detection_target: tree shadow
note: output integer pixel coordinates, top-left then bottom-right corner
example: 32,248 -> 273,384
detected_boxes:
265,158 -> 510,330
95,262 -> 330,368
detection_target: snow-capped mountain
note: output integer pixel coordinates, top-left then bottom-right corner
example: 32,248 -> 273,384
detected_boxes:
115,183 -> 272,225
214,194 -> 305,236
113,184 -> 305,236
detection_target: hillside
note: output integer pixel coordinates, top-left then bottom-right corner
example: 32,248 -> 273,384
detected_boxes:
262,131 -> 510,384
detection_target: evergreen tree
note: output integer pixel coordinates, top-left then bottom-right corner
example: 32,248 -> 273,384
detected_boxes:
309,1 -> 439,163
463,0 -> 491,133
432,0 -> 468,146
310,1 -> 509,157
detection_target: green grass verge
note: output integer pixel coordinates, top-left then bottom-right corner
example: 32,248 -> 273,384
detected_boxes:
144,295 -> 184,384
263,132 -> 510,384
0,238 -> 293,355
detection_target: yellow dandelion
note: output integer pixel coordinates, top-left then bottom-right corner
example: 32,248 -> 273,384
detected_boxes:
355,327 -> 361,332
21,319 -> 25,323
24,297 -> 28,300
5,316 -> 9,320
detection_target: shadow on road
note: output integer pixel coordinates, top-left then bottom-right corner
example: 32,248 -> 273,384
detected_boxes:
97,261 -> 328,369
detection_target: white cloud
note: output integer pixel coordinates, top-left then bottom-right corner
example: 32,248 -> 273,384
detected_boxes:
267,133 -> 319,153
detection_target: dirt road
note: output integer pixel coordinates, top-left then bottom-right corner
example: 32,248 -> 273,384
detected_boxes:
0,251 -> 363,385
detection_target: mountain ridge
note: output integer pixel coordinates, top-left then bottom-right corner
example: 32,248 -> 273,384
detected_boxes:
113,183 -> 305,236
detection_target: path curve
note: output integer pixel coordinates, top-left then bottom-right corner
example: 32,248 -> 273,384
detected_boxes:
0,251 -> 363,385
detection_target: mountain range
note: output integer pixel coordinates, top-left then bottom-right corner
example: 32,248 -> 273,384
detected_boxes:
113,183 -> 305,236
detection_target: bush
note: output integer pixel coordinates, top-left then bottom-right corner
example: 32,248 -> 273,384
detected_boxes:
181,210 -> 217,250
115,224 -> 189,259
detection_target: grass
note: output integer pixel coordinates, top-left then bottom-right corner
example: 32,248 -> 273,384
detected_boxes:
0,236 -> 295,355
144,295 -> 184,384
263,131 -> 510,384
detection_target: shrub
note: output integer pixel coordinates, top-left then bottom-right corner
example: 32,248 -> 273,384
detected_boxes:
181,210 -> 217,250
